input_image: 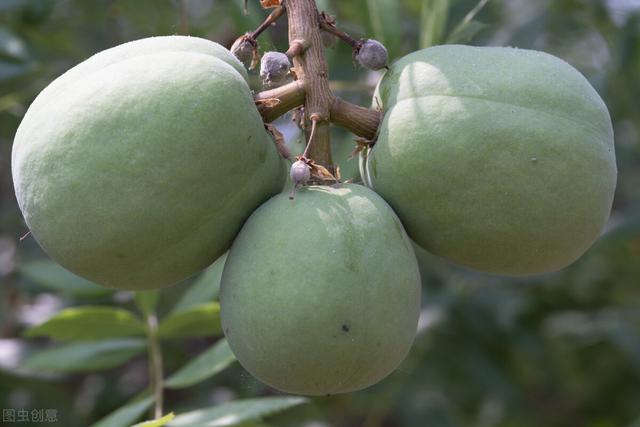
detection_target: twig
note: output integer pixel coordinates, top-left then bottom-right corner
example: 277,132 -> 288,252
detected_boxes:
330,97 -> 381,140
318,11 -> 361,49
249,6 -> 286,39
302,114 -> 320,159
254,80 -> 306,122
146,313 -> 164,419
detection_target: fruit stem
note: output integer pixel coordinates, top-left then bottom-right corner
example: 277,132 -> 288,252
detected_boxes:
246,1 -> 385,172
302,114 -> 320,158
145,312 -> 164,419
249,5 -> 286,40
318,11 -> 361,50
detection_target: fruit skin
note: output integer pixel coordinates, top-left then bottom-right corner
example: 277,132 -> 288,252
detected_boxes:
367,45 -> 617,276
220,184 -> 421,396
12,36 -> 285,290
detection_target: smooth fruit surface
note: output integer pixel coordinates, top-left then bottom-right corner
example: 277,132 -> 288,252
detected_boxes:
220,185 -> 421,396
12,36 -> 284,290
367,45 -> 617,276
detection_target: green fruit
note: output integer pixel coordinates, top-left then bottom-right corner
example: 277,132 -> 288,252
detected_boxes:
367,45 -> 617,276
220,185 -> 421,396
12,36 -> 285,290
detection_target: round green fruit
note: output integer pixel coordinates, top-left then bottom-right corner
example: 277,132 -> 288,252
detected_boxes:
220,184 -> 421,396
366,45 -> 617,276
12,36 -> 285,290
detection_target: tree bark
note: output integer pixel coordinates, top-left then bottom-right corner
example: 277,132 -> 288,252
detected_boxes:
284,0 -> 334,170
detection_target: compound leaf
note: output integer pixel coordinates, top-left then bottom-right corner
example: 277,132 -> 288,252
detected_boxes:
25,307 -> 145,341
165,339 -> 236,389
166,397 -> 308,427
158,303 -> 221,339
23,339 -> 146,373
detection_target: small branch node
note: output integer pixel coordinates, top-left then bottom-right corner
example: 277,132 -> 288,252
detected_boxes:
285,38 -> 310,59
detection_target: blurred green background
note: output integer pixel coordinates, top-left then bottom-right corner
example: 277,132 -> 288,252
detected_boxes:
1,0 -> 639,426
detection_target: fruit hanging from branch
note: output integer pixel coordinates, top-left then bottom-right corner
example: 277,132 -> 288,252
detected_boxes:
220,185 -> 421,396
11,0 -> 617,398
365,45 -> 617,276
12,36 -> 286,290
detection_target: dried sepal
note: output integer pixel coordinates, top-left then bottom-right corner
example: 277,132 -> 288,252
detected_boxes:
306,158 -> 338,183
350,137 -> 375,159
291,107 -> 305,130
264,123 -> 290,160
250,46 -> 261,70
255,98 -> 281,108
260,0 -> 282,8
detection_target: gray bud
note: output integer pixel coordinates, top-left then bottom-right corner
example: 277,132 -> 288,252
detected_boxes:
356,39 -> 388,71
231,37 -> 254,66
260,51 -> 291,84
290,160 -> 310,186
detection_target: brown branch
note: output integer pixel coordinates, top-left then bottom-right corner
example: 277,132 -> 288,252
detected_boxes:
285,0 -> 334,171
249,6 -> 286,39
318,11 -> 361,49
254,80 -> 306,122
330,97 -> 382,141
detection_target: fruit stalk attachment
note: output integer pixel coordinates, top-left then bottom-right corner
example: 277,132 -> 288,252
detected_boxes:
246,0 -> 385,172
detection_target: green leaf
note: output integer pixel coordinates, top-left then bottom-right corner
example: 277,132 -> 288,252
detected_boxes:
136,291 -> 160,317
172,253 -> 227,314
23,339 -> 146,373
446,20 -> 488,44
91,396 -> 154,427
166,397 -> 308,427
165,339 -> 236,389
445,0 -> 490,44
365,0 -> 401,57
158,302 -> 221,340
133,413 -> 176,427
419,0 -> 450,48
18,259 -> 112,298
25,307 -> 145,341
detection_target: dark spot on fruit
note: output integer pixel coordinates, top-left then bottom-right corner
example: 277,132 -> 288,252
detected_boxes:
342,324 -> 350,332
115,252 -> 125,259
225,327 -> 230,336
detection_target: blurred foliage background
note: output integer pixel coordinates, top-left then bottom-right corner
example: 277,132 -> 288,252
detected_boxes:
1,0 -> 639,426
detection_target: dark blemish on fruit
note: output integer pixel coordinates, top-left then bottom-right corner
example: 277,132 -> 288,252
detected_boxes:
342,324 -> 350,332
116,252 -> 125,259
225,327 -> 230,336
